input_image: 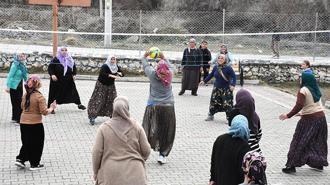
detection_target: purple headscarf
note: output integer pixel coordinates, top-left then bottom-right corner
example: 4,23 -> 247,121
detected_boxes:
235,89 -> 260,134
57,47 -> 74,76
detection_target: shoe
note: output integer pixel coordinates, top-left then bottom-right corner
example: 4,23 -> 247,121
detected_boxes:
89,118 -> 95,125
309,165 -> 323,172
282,167 -> 296,174
14,159 -> 25,168
29,164 -> 44,171
205,115 -> 214,121
157,155 -> 166,164
191,93 -> 198,96
178,91 -> 185,96
78,104 -> 86,110
51,110 -> 55,114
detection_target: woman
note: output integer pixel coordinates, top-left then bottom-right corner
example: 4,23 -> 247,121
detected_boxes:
142,51 -> 176,164
211,44 -> 233,66
199,40 -> 212,82
179,38 -> 202,96
48,47 -> 86,113
279,72 -> 328,174
209,115 -> 251,185
301,60 -> 313,74
92,96 -> 150,185
200,54 -> 236,122
5,53 -> 28,124
87,56 -> 123,125
15,75 -> 57,171
228,89 -> 263,153
240,151 -> 267,185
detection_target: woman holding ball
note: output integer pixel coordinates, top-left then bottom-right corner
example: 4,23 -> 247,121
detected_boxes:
142,49 -> 176,164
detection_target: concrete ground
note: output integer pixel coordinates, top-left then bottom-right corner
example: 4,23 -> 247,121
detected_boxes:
0,78 -> 329,185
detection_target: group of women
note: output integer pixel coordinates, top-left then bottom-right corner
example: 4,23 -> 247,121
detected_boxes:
4,42 -> 328,184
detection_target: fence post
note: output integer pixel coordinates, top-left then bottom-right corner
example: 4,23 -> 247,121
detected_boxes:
222,9 -> 225,44
313,12 -> 318,63
104,0 -> 112,48
99,0 -> 103,18
139,10 -> 142,58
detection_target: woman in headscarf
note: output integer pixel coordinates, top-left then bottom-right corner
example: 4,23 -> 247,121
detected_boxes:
200,54 -> 236,122
15,75 -> 57,171
179,38 -> 203,96
92,96 -> 150,185
87,56 -> 123,125
279,72 -> 328,174
47,47 -> 86,113
209,115 -> 251,185
228,89 -> 263,153
5,53 -> 28,124
141,50 -> 176,164
240,151 -> 267,185
211,44 -> 233,66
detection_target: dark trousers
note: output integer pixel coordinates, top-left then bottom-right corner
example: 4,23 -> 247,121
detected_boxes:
10,81 -> 23,122
17,124 -> 45,166
201,66 -> 210,81
271,40 -> 280,57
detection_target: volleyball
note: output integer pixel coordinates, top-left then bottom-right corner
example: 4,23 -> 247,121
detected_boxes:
149,47 -> 161,59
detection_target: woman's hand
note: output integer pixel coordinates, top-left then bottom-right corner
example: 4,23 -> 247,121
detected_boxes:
199,81 -> 205,86
229,85 -> 235,92
109,74 -> 118,79
5,88 -> 10,93
279,114 -> 288,120
117,72 -> 123,77
51,75 -> 58,81
73,75 -> 76,81
50,100 -> 57,110
208,181 -> 215,185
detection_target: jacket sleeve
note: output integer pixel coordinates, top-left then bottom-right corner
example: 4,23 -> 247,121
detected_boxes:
117,66 -> 124,77
138,127 -> 151,161
197,49 -> 203,67
38,94 -> 49,116
92,128 -> 104,176
227,67 -> 236,86
48,58 -> 56,76
72,63 -> 77,76
206,49 -> 212,62
181,49 -> 187,66
6,64 -> 17,88
204,66 -> 216,83
287,92 -> 305,118
99,65 -> 109,79
141,58 -> 155,78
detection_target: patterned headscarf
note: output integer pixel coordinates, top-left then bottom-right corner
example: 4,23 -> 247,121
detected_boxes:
242,151 -> 267,185
24,75 -> 41,111
301,72 -> 322,103
57,47 -> 74,76
13,53 -> 28,79
105,56 -> 118,73
228,115 -> 250,141
156,60 -> 172,87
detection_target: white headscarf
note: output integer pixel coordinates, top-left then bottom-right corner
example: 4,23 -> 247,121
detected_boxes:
105,56 -> 118,73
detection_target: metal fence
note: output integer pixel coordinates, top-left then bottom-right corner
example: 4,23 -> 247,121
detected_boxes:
0,3 -> 329,58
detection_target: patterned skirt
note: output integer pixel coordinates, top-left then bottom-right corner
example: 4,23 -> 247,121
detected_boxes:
286,115 -> 328,168
87,81 -> 117,119
142,104 -> 176,156
209,87 -> 233,115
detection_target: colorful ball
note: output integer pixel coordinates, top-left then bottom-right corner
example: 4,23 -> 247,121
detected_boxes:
149,47 -> 161,59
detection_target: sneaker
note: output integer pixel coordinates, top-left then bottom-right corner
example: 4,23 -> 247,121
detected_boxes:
14,159 -> 25,168
205,115 -> 214,121
157,155 -> 166,164
89,118 -> 95,125
78,104 -> 86,110
282,167 -> 296,174
29,164 -> 44,171
191,93 -> 198,96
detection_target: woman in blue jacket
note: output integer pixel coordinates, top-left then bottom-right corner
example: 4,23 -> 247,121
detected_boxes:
5,53 -> 28,124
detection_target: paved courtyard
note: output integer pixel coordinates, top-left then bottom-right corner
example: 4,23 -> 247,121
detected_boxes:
0,78 -> 329,185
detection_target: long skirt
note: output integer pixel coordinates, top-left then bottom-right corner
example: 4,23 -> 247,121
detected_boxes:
17,123 -> 45,166
48,76 -> 82,107
286,115 -> 328,168
10,81 -> 23,122
181,68 -> 200,91
142,104 -> 176,156
87,81 -> 117,119
209,87 -> 233,116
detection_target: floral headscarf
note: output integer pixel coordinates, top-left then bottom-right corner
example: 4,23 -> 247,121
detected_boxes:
24,74 -> 41,111
56,47 -> 74,76
242,151 -> 267,185
156,60 -> 172,87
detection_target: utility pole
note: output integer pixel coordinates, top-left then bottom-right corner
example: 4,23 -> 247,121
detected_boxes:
104,0 -> 112,47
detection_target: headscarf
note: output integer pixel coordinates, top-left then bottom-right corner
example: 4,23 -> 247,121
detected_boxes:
105,56 -> 118,73
24,75 -> 41,111
13,54 -> 28,79
242,151 -> 267,185
228,115 -> 250,141
56,47 -> 74,76
235,89 -> 260,134
301,72 -> 322,103
156,60 -> 172,87
107,96 -> 134,142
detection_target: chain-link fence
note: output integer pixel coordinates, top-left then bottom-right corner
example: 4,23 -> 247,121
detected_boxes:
0,3 -> 329,58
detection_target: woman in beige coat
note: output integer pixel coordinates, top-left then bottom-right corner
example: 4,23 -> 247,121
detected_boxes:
92,96 -> 151,185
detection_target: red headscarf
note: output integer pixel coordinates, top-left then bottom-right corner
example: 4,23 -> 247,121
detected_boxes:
156,60 -> 172,87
